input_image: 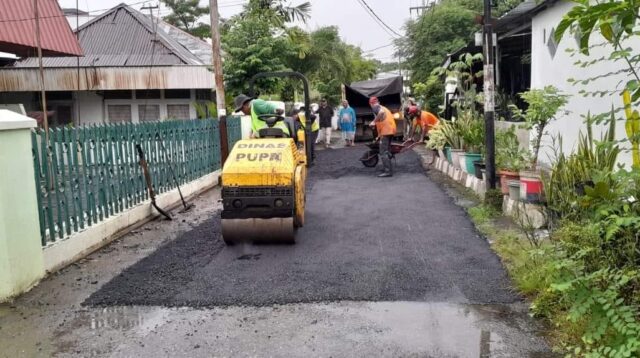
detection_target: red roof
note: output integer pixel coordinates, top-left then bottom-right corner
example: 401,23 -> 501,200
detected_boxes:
0,0 -> 83,57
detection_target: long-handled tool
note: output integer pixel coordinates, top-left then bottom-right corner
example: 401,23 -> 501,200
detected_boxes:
156,134 -> 194,213
136,144 -> 172,220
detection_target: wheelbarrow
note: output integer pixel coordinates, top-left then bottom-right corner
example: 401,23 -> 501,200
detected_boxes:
359,139 -> 423,168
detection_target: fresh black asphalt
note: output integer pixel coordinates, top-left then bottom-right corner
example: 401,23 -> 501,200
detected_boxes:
85,146 -> 518,307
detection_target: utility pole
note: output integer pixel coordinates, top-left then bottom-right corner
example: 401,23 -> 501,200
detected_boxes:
33,0 -> 48,134
483,0 -> 496,189
141,5 -> 160,31
409,0 -> 430,17
34,0 -> 55,189
209,0 -> 229,163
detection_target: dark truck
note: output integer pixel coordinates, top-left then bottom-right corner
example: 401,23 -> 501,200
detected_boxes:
343,76 -> 405,141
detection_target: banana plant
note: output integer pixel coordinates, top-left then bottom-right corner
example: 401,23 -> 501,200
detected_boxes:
622,90 -> 640,168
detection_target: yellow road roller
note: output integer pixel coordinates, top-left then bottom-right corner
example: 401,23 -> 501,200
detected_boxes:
220,72 -> 313,245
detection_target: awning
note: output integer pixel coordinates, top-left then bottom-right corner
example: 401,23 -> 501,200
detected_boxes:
0,0 -> 83,57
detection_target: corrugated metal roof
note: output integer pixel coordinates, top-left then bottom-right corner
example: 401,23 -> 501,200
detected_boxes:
11,3 -> 203,68
498,0 -> 538,22
0,0 -> 83,56
494,0 -> 555,33
157,21 -> 213,65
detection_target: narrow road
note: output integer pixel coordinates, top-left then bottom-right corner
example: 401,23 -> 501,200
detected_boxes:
1,145 -> 552,357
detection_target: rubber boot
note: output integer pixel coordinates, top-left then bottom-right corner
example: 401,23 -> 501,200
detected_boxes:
379,153 -> 393,177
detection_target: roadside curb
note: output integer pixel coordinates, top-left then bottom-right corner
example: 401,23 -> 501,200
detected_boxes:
414,147 -> 546,229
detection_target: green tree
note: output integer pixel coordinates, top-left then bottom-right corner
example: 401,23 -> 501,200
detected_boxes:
222,10 -> 294,96
241,0 -> 311,27
285,27 -> 377,103
413,75 -> 444,113
400,0 -> 480,86
160,0 -> 210,39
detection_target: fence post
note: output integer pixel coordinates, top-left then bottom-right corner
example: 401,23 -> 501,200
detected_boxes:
219,116 -> 229,165
0,110 -> 45,301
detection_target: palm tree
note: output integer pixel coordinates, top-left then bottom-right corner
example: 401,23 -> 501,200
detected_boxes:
243,0 -> 311,25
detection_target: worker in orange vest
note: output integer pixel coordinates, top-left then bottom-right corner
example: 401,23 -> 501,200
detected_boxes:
407,105 -> 439,141
369,97 -> 397,177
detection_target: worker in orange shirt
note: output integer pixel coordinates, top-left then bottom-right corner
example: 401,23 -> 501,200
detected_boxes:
406,105 -> 439,141
369,97 -> 397,178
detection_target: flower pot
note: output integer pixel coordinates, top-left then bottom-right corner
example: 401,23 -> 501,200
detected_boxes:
499,170 -> 520,195
450,149 -> 464,169
507,180 -> 521,200
465,153 -> 482,176
459,153 -> 468,172
519,170 -> 543,203
444,146 -> 452,163
473,160 -> 485,180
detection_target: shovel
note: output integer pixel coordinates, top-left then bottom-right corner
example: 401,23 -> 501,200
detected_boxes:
136,144 -> 172,221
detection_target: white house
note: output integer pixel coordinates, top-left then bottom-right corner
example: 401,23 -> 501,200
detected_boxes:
511,0 -> 638,167
0,4 -> 215,126
488,0 -> 640,166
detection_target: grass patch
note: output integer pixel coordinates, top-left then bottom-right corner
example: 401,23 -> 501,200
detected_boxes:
468,205 -> 555,299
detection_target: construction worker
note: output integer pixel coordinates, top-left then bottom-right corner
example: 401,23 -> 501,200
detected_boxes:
234,94 -> 288,138
293,106 -> 319,160
403,97 -> 418,119
369,96 -> 397,178
406,105 -> 439,141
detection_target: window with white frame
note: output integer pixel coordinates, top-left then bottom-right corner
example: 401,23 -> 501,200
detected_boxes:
138,104 -> 160,122
167,104 -> 190,119
108,105 -> 132,123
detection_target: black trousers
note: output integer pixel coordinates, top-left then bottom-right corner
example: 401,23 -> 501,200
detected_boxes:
380,135 -> 393,174
309,130 -> 318,160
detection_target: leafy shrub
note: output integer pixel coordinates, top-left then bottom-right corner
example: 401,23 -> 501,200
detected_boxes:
495,125 -> 530,172
426,122 -> 447,150
510,86 -> 569,168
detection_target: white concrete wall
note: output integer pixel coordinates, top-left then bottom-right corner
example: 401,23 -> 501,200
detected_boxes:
0,90 -> 200,125
76,90 -> 199,125
76,91 -> 105,125
531,1 -> 637,168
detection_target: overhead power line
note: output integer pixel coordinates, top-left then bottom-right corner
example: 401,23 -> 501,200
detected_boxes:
356,0 -> 403,38
0,0 -> 150,23
363,43 -> 395,53
355,0 -> 396,38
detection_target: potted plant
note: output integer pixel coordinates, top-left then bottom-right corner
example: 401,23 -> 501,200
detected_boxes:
459,114 -> 484,176
507,179 -> 521,200
510,86 -> 568,202
440,120 -> 464,169
495,126 -> 529,195
425,122 -> 447,159
473,161 -> 485,180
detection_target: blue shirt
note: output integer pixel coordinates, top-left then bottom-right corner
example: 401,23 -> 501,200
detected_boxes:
338,106 -> 357,132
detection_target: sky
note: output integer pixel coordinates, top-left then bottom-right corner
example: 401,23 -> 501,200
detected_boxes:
57,0 -> 421,62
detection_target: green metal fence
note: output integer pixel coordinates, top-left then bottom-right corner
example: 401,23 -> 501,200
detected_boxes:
32,119 -> 223,246
226,115 -> 243,150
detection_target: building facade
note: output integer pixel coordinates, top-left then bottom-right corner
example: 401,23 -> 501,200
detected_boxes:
0,4 -> 215,126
